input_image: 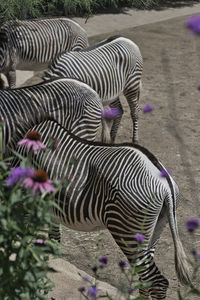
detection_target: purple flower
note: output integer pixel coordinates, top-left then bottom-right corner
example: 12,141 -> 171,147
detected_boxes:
128,286 -> 134,294
78,286 -> 85,293
98,255 -> 108,265
87,286 -> 99,299
134,233 -> 145,243
101,107 -> 120,120
6,167 -> 34,186
142,104 -> 154,113
186,15 -> 200,35
118,259 -> 128,270
82,275 -> 90,282
186,218 -> 200,232
197,84 -> 200,91
197,252 -> 200,260
99,262 -> 106,268
160,168 -> 170,178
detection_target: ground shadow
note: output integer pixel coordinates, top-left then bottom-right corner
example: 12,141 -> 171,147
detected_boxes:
90,0 -> 200,15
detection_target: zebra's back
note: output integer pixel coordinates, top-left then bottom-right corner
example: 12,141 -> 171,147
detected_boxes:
1,78 -> 103,155
45,36 -> 143,101
4,18 -> 89,65
13,118 -> 190,298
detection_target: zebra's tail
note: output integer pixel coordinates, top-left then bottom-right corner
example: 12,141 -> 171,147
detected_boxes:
101,118 -> 111,143
166,193 -> 191,286
101,107 -> 120,143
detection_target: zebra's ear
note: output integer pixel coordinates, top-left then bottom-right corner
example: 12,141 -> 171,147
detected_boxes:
0,32 -> 8,43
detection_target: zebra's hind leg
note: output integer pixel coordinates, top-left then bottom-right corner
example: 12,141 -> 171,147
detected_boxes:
138,249 -> 169,299
107,225 -> 168,299
124,77 -> 141,144
109,97 -> 123,143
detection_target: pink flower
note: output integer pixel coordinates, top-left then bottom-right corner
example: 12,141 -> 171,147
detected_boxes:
34,239 -> 45,246
22,169 -> 56,195
18,130 -> 45,154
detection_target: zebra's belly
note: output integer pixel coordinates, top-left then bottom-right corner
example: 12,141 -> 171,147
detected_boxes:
16,61 -> 49,71
102,91 -> 124,106
61,218 -> 106,232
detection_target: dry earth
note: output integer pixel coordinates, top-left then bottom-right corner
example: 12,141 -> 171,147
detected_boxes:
60,15 -> 200,300
19,9 -> 200,300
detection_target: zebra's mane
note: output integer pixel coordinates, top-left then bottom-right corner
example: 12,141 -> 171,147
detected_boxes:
79,35 -> 122,52
14,116 -> 165,174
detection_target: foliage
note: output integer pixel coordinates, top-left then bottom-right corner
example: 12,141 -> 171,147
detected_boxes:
0,131 -> 61,299
0,0 -> 198,24
0,0 -> 45,26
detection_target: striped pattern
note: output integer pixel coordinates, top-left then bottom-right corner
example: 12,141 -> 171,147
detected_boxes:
14,118 -> 190,299
0,18 -> 89,87
1,78 -> 103,156
44,36 -> 143,144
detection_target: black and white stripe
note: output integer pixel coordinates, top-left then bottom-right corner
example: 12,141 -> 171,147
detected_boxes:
14,118 -> 190,299
44,36 -> 143,144
0,18 -> 89,87
1,77 -> 103,156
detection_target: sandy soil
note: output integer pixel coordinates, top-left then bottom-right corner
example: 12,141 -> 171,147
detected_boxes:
61,15 -> 200,300
19,9 -> 200,300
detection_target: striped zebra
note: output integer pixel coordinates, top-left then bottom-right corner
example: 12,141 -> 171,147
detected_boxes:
0,17 -> 89,88
43,36 -> 143,144
14,118 -> 190,299
1,77 -> 105,157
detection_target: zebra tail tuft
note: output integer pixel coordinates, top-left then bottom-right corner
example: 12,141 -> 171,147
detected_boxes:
166,195 -> 191,286
175,238 -> 191,285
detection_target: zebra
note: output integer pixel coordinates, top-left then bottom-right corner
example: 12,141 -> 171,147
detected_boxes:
0,17 -> 89,88
0,77 -> 107,157
13,117 -> 191,299
43,35 -> 143,144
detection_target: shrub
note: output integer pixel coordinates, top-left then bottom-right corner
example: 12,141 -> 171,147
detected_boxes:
0,0 -> 45,25
0,126 -> 61,299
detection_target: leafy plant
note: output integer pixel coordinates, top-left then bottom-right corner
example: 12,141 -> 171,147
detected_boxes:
0,0 -> 45,25
0,125 -> 61,299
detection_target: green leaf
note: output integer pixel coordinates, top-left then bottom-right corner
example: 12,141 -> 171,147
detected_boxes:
177,290 -> 185,300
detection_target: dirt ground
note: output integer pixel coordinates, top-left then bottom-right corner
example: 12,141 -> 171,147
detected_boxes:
23,13 -> 200,300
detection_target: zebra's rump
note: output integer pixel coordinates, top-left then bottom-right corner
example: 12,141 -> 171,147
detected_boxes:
2,18 -> 88,64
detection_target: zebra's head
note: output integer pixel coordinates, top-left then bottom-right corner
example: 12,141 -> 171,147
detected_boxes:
0,31 -> 8,71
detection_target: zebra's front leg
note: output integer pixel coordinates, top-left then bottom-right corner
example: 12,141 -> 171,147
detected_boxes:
109,97 -> 123,143
6,70 -> 16,88
49,212 -> 62,243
